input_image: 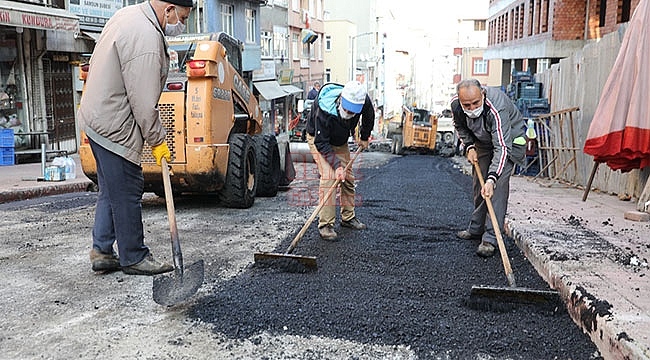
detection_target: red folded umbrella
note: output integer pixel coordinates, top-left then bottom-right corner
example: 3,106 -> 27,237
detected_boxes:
583,0 -> 650,172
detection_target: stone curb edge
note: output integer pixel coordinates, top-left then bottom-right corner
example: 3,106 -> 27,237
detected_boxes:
505,220 -> 648,360
0,181 -> 95,204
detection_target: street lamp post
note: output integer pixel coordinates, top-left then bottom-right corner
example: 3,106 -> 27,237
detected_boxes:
350,32 -> 375,81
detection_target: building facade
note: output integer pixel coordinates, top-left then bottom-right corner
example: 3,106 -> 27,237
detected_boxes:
1,0 -> 95,157
484,0 -> 642,85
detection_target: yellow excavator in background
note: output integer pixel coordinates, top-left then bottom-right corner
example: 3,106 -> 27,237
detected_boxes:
386,105 -> 438,154
78,32 -> 294,208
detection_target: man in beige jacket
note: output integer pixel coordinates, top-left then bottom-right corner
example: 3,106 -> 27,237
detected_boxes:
78,0 -> 193,275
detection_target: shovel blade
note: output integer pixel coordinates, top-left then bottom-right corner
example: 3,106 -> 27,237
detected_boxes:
152,260 -> 205,306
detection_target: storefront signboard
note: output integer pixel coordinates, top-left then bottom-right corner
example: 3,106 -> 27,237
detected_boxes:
0,1 -> 79,32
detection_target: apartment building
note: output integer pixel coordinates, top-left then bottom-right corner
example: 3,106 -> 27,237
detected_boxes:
484,0 -> 642,85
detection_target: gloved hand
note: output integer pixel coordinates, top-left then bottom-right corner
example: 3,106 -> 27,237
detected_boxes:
151,142 -> 171,166
358,139 -> 369,150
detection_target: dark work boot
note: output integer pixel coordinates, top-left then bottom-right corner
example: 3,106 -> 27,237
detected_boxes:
318,225 -> 338,240
476,242 -> 496,258
341,217 -> 367,230
90,249 -> 121,272
122,254 -> 174,276
456,230 -> 482,240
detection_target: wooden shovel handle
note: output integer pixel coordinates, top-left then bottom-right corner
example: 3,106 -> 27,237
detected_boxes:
286,147 -> 363,254
162,158 -> 183,273
472,161 -> 516,287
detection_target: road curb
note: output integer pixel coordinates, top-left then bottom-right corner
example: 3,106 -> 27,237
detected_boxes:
0,181 -> 95,204
505,221 -> 649,360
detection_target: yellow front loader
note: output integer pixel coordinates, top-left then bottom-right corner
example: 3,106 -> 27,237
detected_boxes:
79,32 -> 294,208
387,106 -> 438,154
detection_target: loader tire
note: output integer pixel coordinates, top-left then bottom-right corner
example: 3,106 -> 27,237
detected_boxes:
219,134 -> 256,209
253,134 -> 281,197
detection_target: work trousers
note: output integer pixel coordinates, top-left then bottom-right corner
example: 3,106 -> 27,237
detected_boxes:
306,134 -> 356,228
467,149 -> 514,246
89,139 -> 149,266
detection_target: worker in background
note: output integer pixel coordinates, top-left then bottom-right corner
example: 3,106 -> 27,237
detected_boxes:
78,0 -> 194,275
307,81 -> 321,100
451,79 -> 526,257
306,81 -> 374,240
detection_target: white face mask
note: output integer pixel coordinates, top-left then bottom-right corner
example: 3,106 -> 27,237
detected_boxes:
463,104 -> 483,119
338,103 -> 355,120
165,8 -> 186,37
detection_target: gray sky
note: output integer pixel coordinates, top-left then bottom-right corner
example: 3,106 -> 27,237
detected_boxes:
382,0 -> 488,33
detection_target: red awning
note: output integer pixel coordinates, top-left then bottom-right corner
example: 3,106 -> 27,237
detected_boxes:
583,0 -> 650,172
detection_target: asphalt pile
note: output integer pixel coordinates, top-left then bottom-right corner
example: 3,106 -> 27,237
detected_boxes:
189,155 -> 601,359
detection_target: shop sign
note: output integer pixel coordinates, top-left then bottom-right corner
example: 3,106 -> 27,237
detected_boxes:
68,0 -> 122,29
0,7 -> 79,32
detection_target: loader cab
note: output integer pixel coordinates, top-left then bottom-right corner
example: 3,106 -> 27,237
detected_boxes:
166,32 -> 243,76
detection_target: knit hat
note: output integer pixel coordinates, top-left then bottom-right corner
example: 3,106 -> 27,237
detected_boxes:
166,0 -> 194,8
340,81 -> 367,114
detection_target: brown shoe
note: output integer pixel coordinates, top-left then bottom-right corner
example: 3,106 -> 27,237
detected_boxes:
122,254 -> 174,276
318,225 -> 338,240
341,217 -> 367,230
90,249 -> 121,272
456,230 -> 482,240
476,241 -> 496,258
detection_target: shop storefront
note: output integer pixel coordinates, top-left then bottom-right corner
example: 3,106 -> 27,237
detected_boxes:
253,79 -> 290,135
0,0 -> 93,159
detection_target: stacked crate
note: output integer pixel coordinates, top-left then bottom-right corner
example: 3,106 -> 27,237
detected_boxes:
508,71 -> 550,117
1,129 -> 15,166
508,71 -> 548,177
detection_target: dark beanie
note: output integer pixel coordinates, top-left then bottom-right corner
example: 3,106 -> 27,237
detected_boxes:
166,0 -> 194,7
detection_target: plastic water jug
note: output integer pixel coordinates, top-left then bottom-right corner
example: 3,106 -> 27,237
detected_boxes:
65,156 -> 76,179
52,156 -> 76,180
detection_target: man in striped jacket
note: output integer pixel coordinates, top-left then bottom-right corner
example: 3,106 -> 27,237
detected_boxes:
451,79 -> 526,257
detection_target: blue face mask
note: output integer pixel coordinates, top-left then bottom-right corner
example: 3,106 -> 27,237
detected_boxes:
165,8 -> 186,37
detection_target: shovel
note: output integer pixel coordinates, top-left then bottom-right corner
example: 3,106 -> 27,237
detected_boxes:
254,147 -> 364,271
152,158 -> 205,306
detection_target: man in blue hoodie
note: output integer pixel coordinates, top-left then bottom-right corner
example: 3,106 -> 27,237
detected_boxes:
306,81 -> 375,240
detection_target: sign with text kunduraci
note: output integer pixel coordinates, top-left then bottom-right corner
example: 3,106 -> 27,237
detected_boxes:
0,4 -> 79,32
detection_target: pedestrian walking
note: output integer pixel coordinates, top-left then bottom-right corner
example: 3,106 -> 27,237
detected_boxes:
78,0 -> 194,275
306,81 -> 374,240
451,79 -> 526,257
307,81 -> 321,100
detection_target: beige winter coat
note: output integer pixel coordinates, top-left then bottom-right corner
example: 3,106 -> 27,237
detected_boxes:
78,1 -> 169,165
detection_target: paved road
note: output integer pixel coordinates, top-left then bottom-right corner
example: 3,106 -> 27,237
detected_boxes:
3,151 -> 648,358
192,154 -> 601,359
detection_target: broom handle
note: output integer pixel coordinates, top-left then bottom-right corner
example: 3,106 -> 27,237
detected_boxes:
473,161 -> 516,287
286,147 -> 363,254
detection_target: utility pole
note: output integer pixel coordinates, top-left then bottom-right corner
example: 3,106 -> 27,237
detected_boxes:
350,32 -> 375,81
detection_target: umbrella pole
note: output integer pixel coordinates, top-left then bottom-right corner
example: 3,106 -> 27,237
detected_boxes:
582,160 -> 600,202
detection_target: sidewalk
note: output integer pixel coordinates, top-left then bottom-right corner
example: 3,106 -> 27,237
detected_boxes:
0,155 -> 648,359
506,175 -> 650,360
0,155 -> 94,204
